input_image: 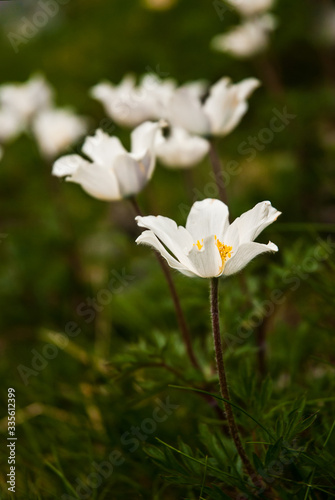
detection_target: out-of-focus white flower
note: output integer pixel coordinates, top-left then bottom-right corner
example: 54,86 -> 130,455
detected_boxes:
52,121 -> 161,200
136,198 -> 280,278
212,15 -> 276,59
143,0 -> 178,10
155,126 -> 209,168
168,77 -> 260,136
226,0 -> 274,17
91,74 -> 177,128
0,74 -> 53,124
0,107 -> 23,142
315,6 -> 335,46
32,108 -> 87,159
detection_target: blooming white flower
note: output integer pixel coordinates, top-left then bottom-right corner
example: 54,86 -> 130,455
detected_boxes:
0,107 -> 23,143
226,0 -> 274,17
0,74 -> 53,125
212,15 -> 276,59
32,108 -> 87,159
91,74 -> 176,128
155,126 -> 210,168
168,77 -> 260,137
52,121 -> 161,200
136,198 -> 280,278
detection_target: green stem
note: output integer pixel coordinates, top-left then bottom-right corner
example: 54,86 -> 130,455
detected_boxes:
130,197 -> 201,372
208,139 -> 228,204
210,277 -> 258,485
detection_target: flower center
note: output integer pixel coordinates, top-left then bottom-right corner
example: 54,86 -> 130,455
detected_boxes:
215,236 -> 233,266
193,236 -> 233,269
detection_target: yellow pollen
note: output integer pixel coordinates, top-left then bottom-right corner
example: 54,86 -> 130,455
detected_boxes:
215,235 -> 232,269
193,236 -> 232,270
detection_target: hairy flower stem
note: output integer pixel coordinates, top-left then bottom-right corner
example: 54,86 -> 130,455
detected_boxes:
208,139 -> 228,204
130,197 -> 201,372
210,277 -> 258,485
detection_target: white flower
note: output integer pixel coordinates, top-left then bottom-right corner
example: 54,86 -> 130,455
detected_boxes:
32,108 -> 87,159
315,5 -> 335,46
0,74 -> 53,124
155,126 -> 210,168
136,198 -> 280,278
0,108 -> 23,142
91,74 -> 176,128
226,0 -> 274,17
168,77 -> 260,136
212,15 -> 276,59
52,121 -> 161,200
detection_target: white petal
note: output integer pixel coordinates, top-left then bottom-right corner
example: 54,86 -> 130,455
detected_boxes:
90,75 -> 151,128
82,129 -> 127,167
0,74 -> 53,122
224,241 -> 278,276
187,235 -> 222,278
186,198 -> 230,242
67,162 -> 121,201
135,215 -> 195,271
221,221 -> 240,252
155,127 -> 210,168
136,230 -> 197,277
32,108 -> 87,158
112,154 -> 153,197
225,0 -> 274,17
0,109 -> 22,142
52,154 -> 88,177
168,88 -> 210,135
203,77 -> 260,136
211,22 -> 269,59
230,201 -> 281,244
131,121 -> 161,156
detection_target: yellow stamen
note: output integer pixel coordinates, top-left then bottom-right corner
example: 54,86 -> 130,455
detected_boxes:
193,235 -> 233,271
193,239 -> 204,250
215,235 -> 232,270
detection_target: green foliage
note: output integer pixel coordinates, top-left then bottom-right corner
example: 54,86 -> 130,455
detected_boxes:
1,0 -> 335,498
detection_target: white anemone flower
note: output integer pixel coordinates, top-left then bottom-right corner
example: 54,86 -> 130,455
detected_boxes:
155,126 -> 210,168
212,15 -> 276,59
0,74 -> 53,124
32,108 -> 87,159
136,198 -> 280,278
91,74 -> 176,128
168,77 -> 260,137
226,0 -> 274,17
52,121 -> 161,201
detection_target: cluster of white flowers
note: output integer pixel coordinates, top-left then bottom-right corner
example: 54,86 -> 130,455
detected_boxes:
52,71 -> 280,279
0,67 -> 279,279
53,73 -> 260,199
212,0 -> 277,59
0,74 -> 86,161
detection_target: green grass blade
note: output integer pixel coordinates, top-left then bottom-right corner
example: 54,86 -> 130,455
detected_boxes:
169,384 -> 275,441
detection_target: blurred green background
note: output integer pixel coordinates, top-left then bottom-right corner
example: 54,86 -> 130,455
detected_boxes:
0,0 -> 335,498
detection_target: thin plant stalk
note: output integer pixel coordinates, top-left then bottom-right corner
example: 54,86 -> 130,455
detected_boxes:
208,139 -> 228,204
130,196 -> 201,372
210,277 -> 258,485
